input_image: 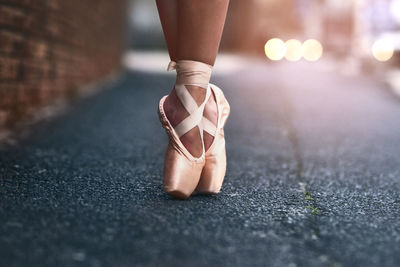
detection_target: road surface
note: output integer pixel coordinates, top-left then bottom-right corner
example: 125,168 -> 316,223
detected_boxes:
1,57 -> 400,267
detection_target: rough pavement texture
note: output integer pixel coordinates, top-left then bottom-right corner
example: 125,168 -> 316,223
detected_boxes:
1,60 -> 400,267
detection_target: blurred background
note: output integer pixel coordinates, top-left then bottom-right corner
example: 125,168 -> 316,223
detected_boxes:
0,0 -> 399,134
127,0 -> 400,68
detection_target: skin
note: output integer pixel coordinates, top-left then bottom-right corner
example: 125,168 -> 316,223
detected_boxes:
156,0 -> 230,157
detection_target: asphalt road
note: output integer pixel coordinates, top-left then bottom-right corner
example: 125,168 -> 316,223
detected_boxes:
1,59 -> 400,267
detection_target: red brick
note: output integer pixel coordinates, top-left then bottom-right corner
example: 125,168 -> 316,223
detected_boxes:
0,30 -> 24,56
0,0 -> 124,129
0,84 -> 18,109
0,56 -> 20,80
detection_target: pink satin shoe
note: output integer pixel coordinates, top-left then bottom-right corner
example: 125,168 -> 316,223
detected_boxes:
158,60 -> 213,199
166,61 -> 231,196
195,83 -> 230,194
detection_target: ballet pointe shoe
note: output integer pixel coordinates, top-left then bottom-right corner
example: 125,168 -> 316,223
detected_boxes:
158,60 -> 213,199
158,97 -> 208,199
196,84 -> 230,194
167,61 -> 231,195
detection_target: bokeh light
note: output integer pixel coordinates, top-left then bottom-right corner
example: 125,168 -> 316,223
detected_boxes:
390,0 -> 400,24
284,39 -> 302,61
372,39 -> 394,62
264,38 -> 286,61
302,39 -> 323,61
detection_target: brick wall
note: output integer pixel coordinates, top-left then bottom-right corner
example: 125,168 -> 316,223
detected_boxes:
0,0 -> 125,131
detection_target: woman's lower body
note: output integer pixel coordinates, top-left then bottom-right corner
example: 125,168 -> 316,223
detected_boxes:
156,0 -> 230,199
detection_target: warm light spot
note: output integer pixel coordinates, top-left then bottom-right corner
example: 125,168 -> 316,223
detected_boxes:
302,39 -> 323,61
372,39 -> 394,62
264,38 -> 286,61
285,39 -> 302,61
390,0 -> 400,24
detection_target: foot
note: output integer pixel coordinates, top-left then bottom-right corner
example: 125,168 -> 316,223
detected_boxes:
163,85 -> 211,157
